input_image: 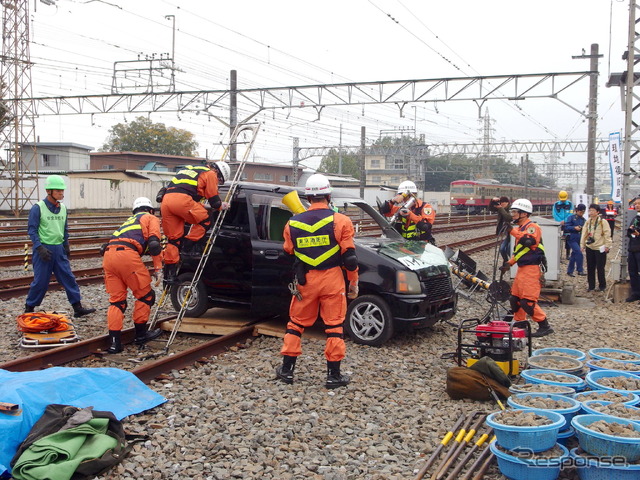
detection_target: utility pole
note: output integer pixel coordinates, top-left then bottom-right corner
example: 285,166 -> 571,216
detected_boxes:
292,137 -> 300,186
338,124 -> 343,174
360,127 -> 366,200
229,70 -> 237,162
572,44 -> 602,196
165,15 -> 176,92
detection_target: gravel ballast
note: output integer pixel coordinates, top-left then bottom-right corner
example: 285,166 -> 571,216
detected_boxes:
1,225 -> 637,479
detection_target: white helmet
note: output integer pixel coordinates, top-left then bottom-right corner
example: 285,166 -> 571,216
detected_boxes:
132,196 -> 153,212
397,180 -> 418,195
305,173 -> 332,196
210,161 -> 230,184
511,198 -> 533,214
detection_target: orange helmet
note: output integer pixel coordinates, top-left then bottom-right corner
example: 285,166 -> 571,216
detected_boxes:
607,200 -> 614,205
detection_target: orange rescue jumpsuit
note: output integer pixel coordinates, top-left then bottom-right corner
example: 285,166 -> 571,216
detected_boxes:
103,212 -> 163,331
160,166 -> 221,265
507,220 -> 547,324
280,204 -> 359,362
381,197 -> 436,242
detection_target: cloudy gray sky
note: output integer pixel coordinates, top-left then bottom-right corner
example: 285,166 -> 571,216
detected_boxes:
28,0 -> 630,174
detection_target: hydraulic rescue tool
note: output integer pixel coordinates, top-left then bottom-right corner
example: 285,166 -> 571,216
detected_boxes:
388,194 -> 416,224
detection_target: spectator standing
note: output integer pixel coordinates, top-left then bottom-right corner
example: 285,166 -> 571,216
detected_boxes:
552,190 -> 573,260
580,204 -> 612,292
602,200 -> 618,238
276,174 -> 359,389
625,197 -> 640,302
564,204 -> 587,277
24,175 -> 96,317
493,196 -> 511,262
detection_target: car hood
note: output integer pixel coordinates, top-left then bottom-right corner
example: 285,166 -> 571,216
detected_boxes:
355,238 -> 451,277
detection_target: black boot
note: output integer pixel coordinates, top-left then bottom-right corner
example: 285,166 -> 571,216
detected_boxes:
24,304 -> 35,313
106,330 -> 123,354
134,322 -> 162,345
275,355 -> 297,384
163,263 -> 178,287
326,361 -> 350,389
72,302 -> 96,318
531,319 -> 554,338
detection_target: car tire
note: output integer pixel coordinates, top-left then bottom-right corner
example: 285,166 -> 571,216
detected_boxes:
345,295 -> 394,346
170,272 -> 209,317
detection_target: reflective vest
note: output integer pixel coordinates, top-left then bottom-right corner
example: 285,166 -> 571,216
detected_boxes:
394,201 -> 426,240
165,165 -> 209,200
513,221 -> 545,266
109,212 -> 149,254
288,209 -> 341,270
37,200 -> 66,245
604,208 -> 617,218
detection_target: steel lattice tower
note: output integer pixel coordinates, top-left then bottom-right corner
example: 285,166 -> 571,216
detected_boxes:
0,0 -> 38,217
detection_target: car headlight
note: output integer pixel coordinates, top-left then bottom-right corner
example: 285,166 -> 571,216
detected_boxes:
396,271 -> 422,294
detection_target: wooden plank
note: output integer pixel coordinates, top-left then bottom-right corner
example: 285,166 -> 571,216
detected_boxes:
254,319 -> 325,341
159,316 -> 253,335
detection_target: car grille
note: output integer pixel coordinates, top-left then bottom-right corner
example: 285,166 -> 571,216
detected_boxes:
422,274 -> 453,300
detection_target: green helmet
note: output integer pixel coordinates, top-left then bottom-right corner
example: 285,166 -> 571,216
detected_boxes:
44,175 -> 66,190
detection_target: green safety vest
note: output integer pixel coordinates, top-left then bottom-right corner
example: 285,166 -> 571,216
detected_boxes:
37,200 -> 67,245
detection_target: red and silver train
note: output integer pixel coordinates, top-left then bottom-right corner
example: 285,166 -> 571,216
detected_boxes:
450,179 -> 559,214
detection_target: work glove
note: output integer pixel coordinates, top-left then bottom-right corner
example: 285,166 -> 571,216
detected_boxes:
36,245 -> 52,262
220,201 -> 230,211
392,194 -> 405,204
399,208 -> 409,217
499,262 -> 511,273
63,243 -> 71,258
152,269 -> 163,287
347,282 -> 359,300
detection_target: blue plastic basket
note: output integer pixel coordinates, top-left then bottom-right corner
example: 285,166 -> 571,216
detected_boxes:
533,347 -> 587,362
571,414 -> 640,461
585,370 -> 640,394
521,369 -> 587,391
486,408 -> 566,452
557,426 -> 575,447
507,393 -> 581,432
570,447 -> 640,480
581,400 -> 640,424
588,348 -> 640,364
509,383 -> 576,397
586,358 -> 640,376
573,389 -> 640,408
527,355 -> 584,374
490,441 -> 568,480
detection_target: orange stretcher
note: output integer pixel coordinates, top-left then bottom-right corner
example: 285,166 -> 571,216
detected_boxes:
16,311 -> 79,349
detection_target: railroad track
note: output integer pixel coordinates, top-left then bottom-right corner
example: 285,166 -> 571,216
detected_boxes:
0,318 -> 257,384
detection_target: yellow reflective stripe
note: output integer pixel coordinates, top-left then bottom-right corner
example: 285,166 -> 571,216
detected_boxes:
172,178 -> 198,186
289,215 -> 333,233
513,245 -> 530,261
294,245 -> 340,266
113,224 -> 142,237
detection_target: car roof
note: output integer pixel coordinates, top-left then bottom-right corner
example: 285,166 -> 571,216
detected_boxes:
221,181 -> 301,194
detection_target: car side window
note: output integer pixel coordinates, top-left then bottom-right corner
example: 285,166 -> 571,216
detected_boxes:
250,193 -> 294,241
220,199 -> 250,232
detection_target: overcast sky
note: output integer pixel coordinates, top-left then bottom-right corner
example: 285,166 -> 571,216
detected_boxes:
27,0 -> 631,175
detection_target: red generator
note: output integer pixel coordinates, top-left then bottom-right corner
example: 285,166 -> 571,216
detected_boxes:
456,318 -> 532,376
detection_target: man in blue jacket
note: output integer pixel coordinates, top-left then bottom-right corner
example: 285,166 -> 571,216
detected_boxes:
563,203 -> 587,277
24,175 -> 96,317
553,191 -> 573,260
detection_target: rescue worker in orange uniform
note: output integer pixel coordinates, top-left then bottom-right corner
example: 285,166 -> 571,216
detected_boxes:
103,197 -> 164,353
602,200 -> 618,238
276,174 -> 359,389
160,161 -> 231,284
498,198 -> 554,337
380,180 -> 436,244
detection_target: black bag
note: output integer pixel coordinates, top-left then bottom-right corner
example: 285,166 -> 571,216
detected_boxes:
155,186 -> 167,203
11,404 -> 146,480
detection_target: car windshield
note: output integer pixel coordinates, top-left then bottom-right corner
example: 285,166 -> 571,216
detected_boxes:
331,196 -> 402,240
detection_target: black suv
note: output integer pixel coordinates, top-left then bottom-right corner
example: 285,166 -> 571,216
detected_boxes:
171,183 -> 456,346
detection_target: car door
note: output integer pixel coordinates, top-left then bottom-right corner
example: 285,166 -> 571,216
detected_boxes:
200,192 -> 253,307
247,191 -> 296,316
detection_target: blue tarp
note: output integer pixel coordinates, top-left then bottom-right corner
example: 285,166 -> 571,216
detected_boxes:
0,367 -> 166,477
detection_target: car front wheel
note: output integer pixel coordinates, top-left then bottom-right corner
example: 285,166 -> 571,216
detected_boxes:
345,295 -> 393,346
170,272 -> 209,317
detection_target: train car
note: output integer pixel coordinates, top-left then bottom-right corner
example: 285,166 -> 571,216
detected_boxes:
450,179 -> 559,214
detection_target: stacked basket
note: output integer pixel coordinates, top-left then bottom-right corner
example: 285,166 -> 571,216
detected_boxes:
485,409 -> 568,480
